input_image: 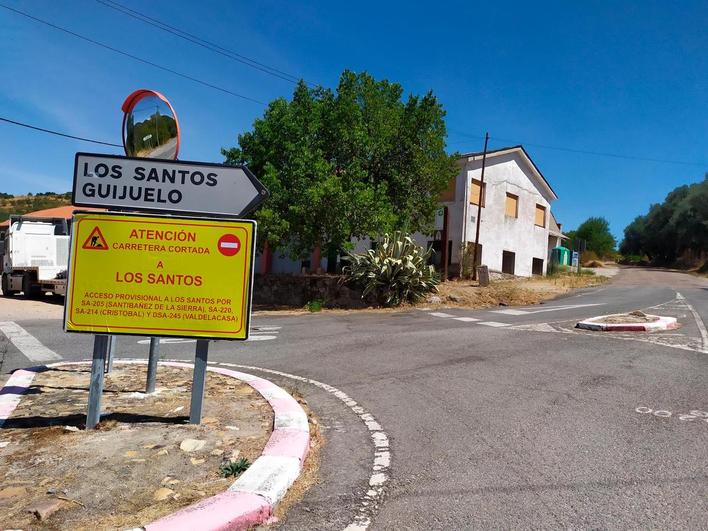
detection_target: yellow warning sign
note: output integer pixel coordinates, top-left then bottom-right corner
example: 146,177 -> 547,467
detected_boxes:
64,212 -> 256,340
82,226 -> 108,250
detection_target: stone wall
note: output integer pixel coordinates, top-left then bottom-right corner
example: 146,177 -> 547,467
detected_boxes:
253,274 -> 371,309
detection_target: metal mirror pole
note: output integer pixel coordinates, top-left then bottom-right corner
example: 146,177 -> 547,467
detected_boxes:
87,335 -> 109,429
189,339 -> 209,424
146,337 -> 160,393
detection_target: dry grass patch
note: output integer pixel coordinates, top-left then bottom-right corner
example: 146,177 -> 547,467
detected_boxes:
433,272 -> 608,309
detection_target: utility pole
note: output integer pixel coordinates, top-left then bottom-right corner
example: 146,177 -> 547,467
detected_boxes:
471,132 -> 489,280
441,206 -> 449,281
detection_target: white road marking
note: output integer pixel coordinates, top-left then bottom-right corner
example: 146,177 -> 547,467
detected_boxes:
0,321 -> 62,362
676,292 -> 708,352
491,309 -> 530,316
491,302 -> 605,315
137,337 -> 195,345
428,312 -> 455,318
137,327 -> 281,345
477,321 -> 511,328
510,323 -> 558,332
246,335 -> 277,341
635,406 -> 708,425
453,317 -> 480,322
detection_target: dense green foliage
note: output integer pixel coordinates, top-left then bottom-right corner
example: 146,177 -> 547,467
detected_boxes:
125,112 -> 177,154
342,232 -> 439,306
0,192 -> 71,222
620,175 -> 708,264
565,217 -> 616,257
222,70 -> 458,258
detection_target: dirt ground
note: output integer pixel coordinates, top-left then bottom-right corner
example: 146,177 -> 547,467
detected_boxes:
594,311 -> 660,324
0,364 -> 274,530
431,271 -> 609,309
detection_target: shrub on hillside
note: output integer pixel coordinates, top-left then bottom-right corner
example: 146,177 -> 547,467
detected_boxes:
342,232 -> 440,307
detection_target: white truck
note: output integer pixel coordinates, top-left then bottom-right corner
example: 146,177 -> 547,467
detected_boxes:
1,216 -> 70,297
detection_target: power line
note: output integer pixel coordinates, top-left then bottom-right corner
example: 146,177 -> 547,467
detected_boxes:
94,0 -> 310,86
0,116 -> 122,147
0,3 -> 267,106
450,130 -> 707,167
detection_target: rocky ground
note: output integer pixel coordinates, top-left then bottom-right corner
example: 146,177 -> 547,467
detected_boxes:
0,364 -> 272,529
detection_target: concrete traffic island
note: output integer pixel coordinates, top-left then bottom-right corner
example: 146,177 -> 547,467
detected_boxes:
576,310 -> 679,332
0,361 -> 314,530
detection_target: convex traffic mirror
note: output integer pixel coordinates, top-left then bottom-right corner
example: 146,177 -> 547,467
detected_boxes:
122,89 -> 180,160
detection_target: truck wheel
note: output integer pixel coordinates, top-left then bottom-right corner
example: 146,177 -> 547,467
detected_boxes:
22,273 -> 41,299
1,273 -> 18,297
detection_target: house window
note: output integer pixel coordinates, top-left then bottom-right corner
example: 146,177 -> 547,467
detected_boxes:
502,250 -> 516,275
532,257 -> 544,275
535,204 -> 546,227
470,179 -> 486,207
505,193 -> 519,218
439,178 -> 456,202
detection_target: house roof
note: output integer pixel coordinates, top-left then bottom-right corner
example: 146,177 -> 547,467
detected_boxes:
459,145 -> 558,201
0,205 -> 105,228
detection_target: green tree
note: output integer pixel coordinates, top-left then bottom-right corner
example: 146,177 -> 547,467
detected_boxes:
569,217 -> 616,257
222,70 -> 458,259
620,174 -> 707,264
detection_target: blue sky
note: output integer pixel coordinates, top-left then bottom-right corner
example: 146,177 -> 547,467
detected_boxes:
1,0 -> 706,241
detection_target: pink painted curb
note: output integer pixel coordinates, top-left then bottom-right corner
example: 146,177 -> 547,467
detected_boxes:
1,360 -> 309,530
576,314 -> 679,332
263,428 -> 311,462
145,491 -> 270,531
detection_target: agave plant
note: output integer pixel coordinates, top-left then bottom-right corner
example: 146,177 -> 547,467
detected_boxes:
343,232 -> 440,307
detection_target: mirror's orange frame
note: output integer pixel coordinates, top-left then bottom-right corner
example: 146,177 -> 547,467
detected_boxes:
121,89 -> 181,160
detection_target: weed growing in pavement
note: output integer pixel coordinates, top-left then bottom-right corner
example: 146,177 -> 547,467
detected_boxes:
220,458 -> 251,477
306,299 -> 325,312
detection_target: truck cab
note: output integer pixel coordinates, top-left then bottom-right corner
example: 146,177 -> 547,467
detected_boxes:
1,216 -> 70,297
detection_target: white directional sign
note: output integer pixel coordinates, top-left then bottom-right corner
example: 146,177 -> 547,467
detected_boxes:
73,152 -> 268,217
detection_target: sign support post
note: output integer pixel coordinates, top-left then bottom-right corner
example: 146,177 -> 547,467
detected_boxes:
189,340 -> 209,424
87,334 -> 109,429
105,335 -> 117,373
145,337 -> 160,394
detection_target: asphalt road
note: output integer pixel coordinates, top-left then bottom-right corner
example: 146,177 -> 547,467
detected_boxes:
1,267 -> 707,529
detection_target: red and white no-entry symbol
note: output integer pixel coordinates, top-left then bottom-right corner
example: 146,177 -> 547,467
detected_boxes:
217,234 -> 241,256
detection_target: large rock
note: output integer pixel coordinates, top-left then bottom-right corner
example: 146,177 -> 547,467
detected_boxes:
179,439 -> 206,452
153,487 -> 174,501
0,486 -> 27,498
29,499 -> 66,521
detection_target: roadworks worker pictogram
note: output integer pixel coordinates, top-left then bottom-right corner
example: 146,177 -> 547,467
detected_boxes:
82,226 -> 109,250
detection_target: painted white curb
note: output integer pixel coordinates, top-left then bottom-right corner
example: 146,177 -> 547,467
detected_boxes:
229,454 -> 302,505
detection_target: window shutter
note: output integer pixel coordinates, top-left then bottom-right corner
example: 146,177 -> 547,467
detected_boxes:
439,178 -> 456,202
470,179 -> 485,206
535,204 -> 546,227
505,193 -> 518,218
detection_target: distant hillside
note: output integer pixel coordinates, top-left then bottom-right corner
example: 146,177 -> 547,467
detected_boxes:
0,192 -> 72,222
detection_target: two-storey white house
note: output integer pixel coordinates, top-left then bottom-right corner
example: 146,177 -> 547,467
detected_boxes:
439,145 -> 559,277
255,144 -> 563,277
